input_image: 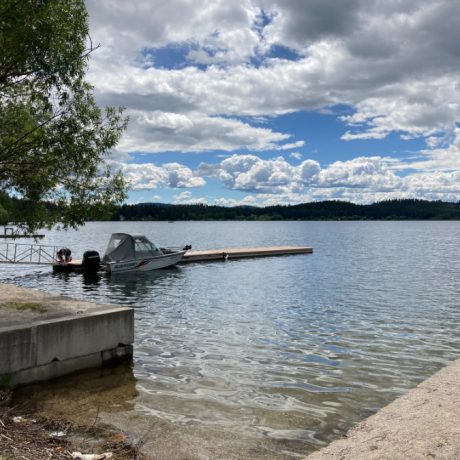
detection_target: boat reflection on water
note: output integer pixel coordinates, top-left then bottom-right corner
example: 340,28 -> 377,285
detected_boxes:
106,266 -> 182,298
51,265 -> 185,308
52,270 -> 101,285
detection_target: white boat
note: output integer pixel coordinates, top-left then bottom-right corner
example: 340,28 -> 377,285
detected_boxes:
102,233 -> 187,274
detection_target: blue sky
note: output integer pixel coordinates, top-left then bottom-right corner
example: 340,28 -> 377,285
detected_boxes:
87,0 -> 460,205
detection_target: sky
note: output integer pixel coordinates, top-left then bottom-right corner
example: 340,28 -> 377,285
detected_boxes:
86,0 -> 460,206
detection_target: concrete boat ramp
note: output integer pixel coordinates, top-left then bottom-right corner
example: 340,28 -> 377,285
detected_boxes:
306,358 -> 460,460
0,284 -> 133,387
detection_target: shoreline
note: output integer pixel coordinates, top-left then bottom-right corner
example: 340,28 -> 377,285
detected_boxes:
0,282 -> 141,459
0,401 -> 143,459
5,355 -> 460,460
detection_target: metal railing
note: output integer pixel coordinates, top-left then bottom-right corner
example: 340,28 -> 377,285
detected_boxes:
0,242 -> 59,265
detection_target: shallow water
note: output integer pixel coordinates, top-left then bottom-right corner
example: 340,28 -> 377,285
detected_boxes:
3,221 -> 460,458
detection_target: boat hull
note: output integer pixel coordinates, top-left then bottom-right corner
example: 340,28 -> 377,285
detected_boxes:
104,250 -> 186,274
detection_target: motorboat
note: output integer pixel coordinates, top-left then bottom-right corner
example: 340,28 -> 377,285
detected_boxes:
102,233 -> 188,274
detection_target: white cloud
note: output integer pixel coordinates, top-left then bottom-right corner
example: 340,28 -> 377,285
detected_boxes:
339,79 -> 460,141
398,127 -> 460,172
116,110 -> 299,153
404,171 -> 460,195
87,0 -> 261,65
83,0 -> 460,203
301,160 -> 321,182
87,0 -> 460,145
317,157 -> 401,190
341,130 -> 388,141
199,154 -> 318,193
122,162 -> 205,189
213,195 -> 258,207
119,129 -> 460,202
199,154 -> 397,194
275,141 -> 305,150
196,141 -> 460,202
173,191 -> 208,204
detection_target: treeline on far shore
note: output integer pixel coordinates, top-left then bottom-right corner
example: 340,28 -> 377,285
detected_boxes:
113,199 -> 460,221
2,194 -> 460,224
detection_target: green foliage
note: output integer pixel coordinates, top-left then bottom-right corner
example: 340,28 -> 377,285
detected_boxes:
0,190 -> 12,224
0,204 -> 8,225
0,0 -> 128,231
113,199 -> 460,221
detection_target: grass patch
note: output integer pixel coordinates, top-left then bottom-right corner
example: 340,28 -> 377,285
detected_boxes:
1,301 -> 47,313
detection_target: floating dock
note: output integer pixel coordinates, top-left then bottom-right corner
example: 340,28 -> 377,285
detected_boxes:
51,246 -> 313,271
181,246 -> 313,263
0,241 -> 313,272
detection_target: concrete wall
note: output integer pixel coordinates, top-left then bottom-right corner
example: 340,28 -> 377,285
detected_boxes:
0,307 -> 134,386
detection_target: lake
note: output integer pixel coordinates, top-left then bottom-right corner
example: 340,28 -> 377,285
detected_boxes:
2,221 -> 460,458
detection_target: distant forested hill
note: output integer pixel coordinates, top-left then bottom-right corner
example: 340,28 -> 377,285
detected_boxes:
113,199 -> 460,221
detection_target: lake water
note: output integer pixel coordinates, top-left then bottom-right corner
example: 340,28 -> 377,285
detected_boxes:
2,221 -> 460,458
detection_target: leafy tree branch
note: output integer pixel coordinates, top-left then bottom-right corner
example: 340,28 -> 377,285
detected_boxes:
0,0 -> 128,231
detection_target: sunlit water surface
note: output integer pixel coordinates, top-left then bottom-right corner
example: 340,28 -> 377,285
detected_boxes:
2,221 -> 460,458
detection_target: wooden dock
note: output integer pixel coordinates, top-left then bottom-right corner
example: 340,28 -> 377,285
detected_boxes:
50,246 -> 312,272
181,246 -> 313,263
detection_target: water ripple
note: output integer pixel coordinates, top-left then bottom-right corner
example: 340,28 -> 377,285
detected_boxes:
3,220 -> 460,458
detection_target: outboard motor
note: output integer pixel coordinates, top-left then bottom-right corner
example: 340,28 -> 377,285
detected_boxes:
82,250 -> 101,272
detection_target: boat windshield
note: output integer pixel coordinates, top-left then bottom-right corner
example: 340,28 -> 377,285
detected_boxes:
134,237 -> 162,257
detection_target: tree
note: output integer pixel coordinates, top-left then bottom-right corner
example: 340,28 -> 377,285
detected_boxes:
0,0 -> 128,231
0,191 -> 10,225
